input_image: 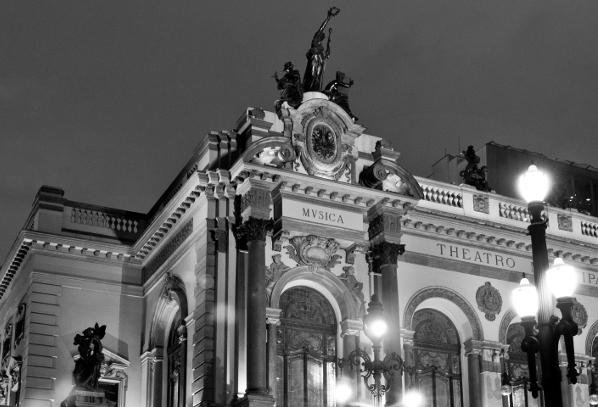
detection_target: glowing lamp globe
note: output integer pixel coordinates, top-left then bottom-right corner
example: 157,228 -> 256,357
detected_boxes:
403,390 -> 424,407
501,384 -> 512,396
334,379 -> 352,404
512,275 -> 539,318
518,165 -> 550,203
589,394 -> 598,405
363,294 -> 387,343
547,258 -> 576,299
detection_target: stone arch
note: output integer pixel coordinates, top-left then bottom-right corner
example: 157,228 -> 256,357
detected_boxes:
149,272 -> 189,350
404,287 -> 483,341
498,308 -> 519,344
269,265 -> 361,322
585,320 -> 598,357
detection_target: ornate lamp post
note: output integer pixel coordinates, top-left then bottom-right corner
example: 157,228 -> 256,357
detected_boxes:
338,294 -> 421,407
511,165 -> 579,406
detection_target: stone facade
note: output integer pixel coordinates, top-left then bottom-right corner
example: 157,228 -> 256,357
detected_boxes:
1,97 -> 598,407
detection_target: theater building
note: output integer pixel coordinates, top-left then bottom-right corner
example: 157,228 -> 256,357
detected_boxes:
1,94 -> 598,407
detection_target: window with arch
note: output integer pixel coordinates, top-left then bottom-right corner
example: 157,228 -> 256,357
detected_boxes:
276,286 -> 337,407
409,309 -> 463,407
505,323 -> 541,407
167,312 -> 184,407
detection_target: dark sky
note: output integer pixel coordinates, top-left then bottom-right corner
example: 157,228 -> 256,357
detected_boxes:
2,1 -> 598,263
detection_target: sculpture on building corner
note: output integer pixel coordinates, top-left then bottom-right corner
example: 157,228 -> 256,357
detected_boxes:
72,323 -> 106,390
303,7 -> 340,92
273,62 -> 304,110
324,71 -> 358,121
461,146 -> 491,192
339,266 -> 365,317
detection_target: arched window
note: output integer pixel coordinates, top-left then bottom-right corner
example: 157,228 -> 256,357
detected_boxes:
276,286 -> 337,407
410,309 -> 463,407
167,312 -> 184,407
505,323 -> 541,407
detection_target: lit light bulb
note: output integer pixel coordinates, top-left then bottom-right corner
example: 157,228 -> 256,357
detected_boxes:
403,390 -> 423,407
368,319 -> 387,339
335,379 -> 352,404
501,384 -> 512,396
590,394 -> 598,405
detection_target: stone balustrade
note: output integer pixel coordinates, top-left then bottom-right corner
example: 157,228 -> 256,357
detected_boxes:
415,177 -> 598,246
64,204 -> 147,242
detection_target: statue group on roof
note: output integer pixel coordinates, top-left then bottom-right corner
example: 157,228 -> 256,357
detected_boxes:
273,7 -> 358,121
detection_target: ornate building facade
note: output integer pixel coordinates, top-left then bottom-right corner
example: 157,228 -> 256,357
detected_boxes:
1,94 -> 598,407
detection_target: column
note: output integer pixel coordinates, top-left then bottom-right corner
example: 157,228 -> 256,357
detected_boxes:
464,340 -> 483,407
474,341 -> 505,407
266,308 -> 282,402
371,241 -> 405,406
341,319 -> 363,403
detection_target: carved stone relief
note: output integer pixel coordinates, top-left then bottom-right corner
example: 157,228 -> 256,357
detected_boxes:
285,235 -> 341,271
338,266 -> 365,318
571,299 -> 588,334
476,282 -> 502,321
13,304 -> 25,348
344,243 -> 367,265
162,272 -> 185,304
473,194 -> 490,214
266,255 -> 291,299
557,214 -> 573,232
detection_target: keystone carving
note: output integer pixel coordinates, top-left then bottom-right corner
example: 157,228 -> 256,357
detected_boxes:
285,235 -> 341,271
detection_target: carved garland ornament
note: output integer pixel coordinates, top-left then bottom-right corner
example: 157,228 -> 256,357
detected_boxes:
285,235 -> 341,271
475,282 -> 502,321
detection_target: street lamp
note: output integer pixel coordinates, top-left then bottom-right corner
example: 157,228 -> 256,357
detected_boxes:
337,294 -> 420,406
511,164 -> 579,406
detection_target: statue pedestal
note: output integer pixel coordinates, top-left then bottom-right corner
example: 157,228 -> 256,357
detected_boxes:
60,387 -> 116,407
302,91 -> 329,102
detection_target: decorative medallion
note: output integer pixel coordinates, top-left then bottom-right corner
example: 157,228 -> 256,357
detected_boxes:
285,235 -> 341,271
473,194 -> 490,214
476,282 -> 502,321
280,99 -> 364,181
571,298 -> 588,334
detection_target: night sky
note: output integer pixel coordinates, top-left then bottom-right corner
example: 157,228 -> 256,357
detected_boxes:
2,1 -> 598,263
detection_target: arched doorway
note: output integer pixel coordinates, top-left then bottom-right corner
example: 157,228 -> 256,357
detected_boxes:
410,308 -> 463,407
276,286 -> 337,407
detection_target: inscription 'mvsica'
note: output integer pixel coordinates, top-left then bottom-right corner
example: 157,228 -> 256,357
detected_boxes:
437,243 -> 516,268
302,208 -> 344,224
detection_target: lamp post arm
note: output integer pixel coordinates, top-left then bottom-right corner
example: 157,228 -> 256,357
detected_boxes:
555,298 -> 580,384
520,316 -> 541,398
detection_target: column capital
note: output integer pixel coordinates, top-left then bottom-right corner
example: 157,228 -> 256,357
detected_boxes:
340,319 -> 363,337
266,307 -> 282,326
236,217 -> 273,242
369,241 -> 405,266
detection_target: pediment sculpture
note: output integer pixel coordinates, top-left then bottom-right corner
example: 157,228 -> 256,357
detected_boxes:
285,235 -> 342,272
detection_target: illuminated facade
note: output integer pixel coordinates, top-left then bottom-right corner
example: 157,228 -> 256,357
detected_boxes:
1,96 -> 598,407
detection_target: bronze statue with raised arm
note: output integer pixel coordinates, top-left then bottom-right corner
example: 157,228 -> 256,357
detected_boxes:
303,7 -> 340,92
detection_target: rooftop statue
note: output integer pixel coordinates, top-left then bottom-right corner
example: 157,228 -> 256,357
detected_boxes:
461,146 -> 491,192
324,71 -> 358,121
273,61 -> 303,110
303,7 -> 340,92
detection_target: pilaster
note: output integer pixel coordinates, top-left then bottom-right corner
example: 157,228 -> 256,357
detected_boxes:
20,279 -> 62,406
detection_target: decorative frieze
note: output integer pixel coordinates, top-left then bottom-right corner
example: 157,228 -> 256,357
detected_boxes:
143,220 -> 193,283
285,235 -> 341,271
475,282 -> 502,321
368,213 -> 402,240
